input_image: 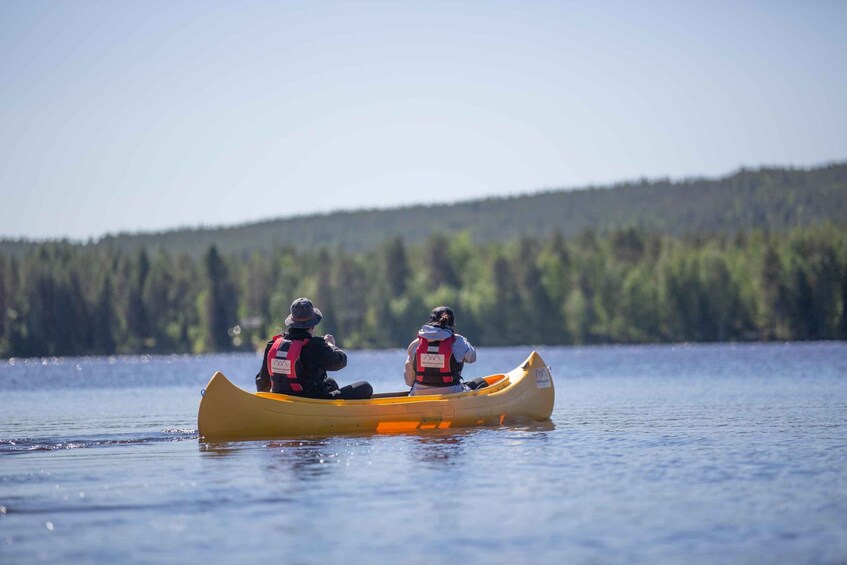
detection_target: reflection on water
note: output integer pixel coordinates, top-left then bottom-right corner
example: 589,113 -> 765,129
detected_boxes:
200,436 -> 359,481
264,438 -> 339,479
198,441 -> 250,458
197,421 -> 556,474
411,431 -> 467,465
504,420 -> 556,434
3,343 -> 846,565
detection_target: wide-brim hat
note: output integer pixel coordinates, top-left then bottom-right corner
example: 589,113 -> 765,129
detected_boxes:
285,297 -> 323,328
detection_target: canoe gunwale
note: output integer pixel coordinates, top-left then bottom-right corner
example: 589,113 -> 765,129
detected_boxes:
253,373 -> 511,406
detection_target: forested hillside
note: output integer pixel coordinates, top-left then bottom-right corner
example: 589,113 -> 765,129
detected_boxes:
2,161 -> 845,357
1,224 -> 845,358
2,162 -> 845,257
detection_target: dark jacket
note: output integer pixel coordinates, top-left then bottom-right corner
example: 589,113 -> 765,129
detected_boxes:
255,328 -> 347,398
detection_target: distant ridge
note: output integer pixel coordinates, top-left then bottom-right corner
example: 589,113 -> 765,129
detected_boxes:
3,161 -> 846,257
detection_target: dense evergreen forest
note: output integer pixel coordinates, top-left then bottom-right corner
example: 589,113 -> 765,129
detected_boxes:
2,162 -> 846,257
1,224 -> 845,358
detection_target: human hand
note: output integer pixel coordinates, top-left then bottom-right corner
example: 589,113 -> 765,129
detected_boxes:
324,334 -> 336,346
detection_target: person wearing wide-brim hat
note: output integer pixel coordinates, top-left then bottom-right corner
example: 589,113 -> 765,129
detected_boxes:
404,306 -> 485,396
255,297 -> 372,400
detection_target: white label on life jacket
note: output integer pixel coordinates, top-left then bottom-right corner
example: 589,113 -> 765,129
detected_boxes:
271,359 -> 292,375
420,353 -> 446,368
535,367 -> 552,388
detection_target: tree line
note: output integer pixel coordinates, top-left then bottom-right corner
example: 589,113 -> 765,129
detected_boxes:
0,224 -> 845,358
3,162 -> 846,258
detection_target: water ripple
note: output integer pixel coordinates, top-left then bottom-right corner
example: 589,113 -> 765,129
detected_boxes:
0,430 -> 198,454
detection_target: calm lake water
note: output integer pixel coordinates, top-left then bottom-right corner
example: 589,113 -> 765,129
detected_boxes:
1,343 -> 846,564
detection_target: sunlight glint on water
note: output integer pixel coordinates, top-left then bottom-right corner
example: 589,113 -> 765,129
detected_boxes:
1,342 -> 846,563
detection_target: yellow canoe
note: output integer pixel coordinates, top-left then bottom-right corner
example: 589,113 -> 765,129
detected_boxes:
197,351 -> 555,440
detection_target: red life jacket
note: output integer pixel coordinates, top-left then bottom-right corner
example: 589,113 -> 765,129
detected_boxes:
267,335 -> 310,393
415,336 -> 458,386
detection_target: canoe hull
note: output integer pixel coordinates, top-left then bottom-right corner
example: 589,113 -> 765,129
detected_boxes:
198,351 -> 554,440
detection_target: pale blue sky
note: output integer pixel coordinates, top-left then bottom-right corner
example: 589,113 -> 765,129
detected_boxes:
1,0 -> 845,240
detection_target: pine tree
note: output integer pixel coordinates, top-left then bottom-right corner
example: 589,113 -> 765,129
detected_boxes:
203,246 -> 238,351
92,274 -> 117,355
424,233 -> 460,289
383,237 -> 410,297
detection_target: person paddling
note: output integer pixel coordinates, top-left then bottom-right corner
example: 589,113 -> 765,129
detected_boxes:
256,297 -> 372,400
404,306 -> 486,396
